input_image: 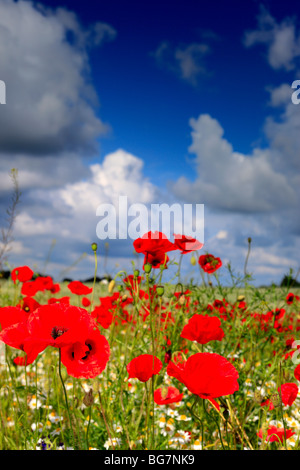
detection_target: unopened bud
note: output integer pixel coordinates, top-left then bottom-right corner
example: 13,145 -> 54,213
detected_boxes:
83,388 -> 94,407
270,392 -> 281,408
157,286 -> 164,297
144,263 -> 152,274
254,390 -> 263,404
108,280 -> 115,293
133,269 -> 140,278
190,255 -> 196,266
91,243 -> 98,252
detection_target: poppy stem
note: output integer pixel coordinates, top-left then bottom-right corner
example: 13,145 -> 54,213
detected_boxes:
58,349 -> 77,449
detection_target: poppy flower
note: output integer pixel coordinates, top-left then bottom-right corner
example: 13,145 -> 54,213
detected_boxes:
198,254 -> 222,274
67,281 -> 93,296
134,231 -> 177,256
91,305 -> 113,329
60,327 -> 110,379
0,306 -> 28,330
180,314 -> 224,345
154,386 -> 184,405
127,354 -> 163,382
26,304 -> 95,348
173,234 -> 203,254
11,266 -> 34,284
0,321 -> 48,365
261,383 -> 298,410
167,352 -> 239,399
82,297 -> 91,308
17,297 -> 40,314
143,251 -> 169,270
279,382 -> 298,406
257,425 -> 295,443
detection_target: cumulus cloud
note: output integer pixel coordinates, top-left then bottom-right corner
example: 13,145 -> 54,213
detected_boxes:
0,0 -> 115,155
169,113 -> 298,212
243,6 -> 300,71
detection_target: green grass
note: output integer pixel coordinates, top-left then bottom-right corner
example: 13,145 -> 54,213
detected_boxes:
1,270 -> 300,450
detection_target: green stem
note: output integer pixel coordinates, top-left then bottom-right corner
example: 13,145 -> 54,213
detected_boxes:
58,349 -> 76,449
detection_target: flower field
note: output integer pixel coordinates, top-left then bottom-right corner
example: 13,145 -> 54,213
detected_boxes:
0,233 -> 300,451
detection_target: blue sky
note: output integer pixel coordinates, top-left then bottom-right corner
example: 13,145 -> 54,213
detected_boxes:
0,0 -> 299,286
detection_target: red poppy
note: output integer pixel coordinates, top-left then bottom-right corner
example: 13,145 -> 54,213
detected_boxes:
143,251 -> 169,270
82,297 -> 91,308
11,266 -> 34,284
0,321 -> 48,365
60,327 -> 110,379
21,280 -> 41,297
0,306 -> 28,330
18,297 -> 40,314
257,425 -> 295,443
261,382 -> 298,411
173,234 -> 203,254
26,304 -> 95,348
134,231 -> 177,255
198,254 -> 222,274
91,305 -> 113,329
154,386 -> 184,405
279,382 -> 298,406
294,364 -> 300,381
48,296 -> 70,306
167,352 -> 239,399
67,281 -> 93,296
180,314 -> 224,345
127,354 -> 163,382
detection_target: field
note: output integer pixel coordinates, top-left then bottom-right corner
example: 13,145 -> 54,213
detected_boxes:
1,248 -> 300,452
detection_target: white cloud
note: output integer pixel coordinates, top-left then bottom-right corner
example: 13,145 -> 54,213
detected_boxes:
0,0 -> 115,155
244,6 -> 300,71
169,113 -> 297,212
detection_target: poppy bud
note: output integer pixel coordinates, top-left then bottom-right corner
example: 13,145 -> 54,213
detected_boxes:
157,286 -> 164,297
270,392 -> 281,408
254,390 -> 263,404
108,280 -> 115,293
134,269 -> 140,278
247,237 -> 252,244
144,263 -> 152,274
190,255 -> 196,266
91,243 -> 98,252
83,388 -> 94,407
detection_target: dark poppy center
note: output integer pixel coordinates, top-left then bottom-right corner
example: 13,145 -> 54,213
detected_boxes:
71,343 -> 93,360
51,326 -> 67,340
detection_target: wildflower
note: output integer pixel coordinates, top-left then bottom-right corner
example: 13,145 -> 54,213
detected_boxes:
67,281 -> 93,296
173,234 -> 203,254
198,254 -> 222,274
103,437 -> 122,449
167,352 -> 239,400
11,266 -> 34,284
60,327 -> 110,379
180,314 -> 224,345
257,425 -> 295,443
127,354 -> 162,382
154,386 -> 183,405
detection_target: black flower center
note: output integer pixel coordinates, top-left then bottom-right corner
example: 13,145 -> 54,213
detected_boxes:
51,326 -> 67,340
